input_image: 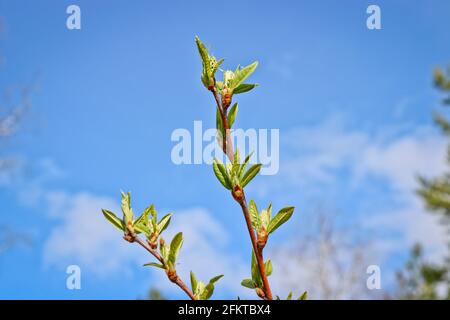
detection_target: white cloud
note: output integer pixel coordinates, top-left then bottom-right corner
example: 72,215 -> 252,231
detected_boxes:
355,128 -> 447,193
260,116 -> 449,265
151,208 -> 250,298
42,192 -> 141,277
41,192 -> 250,297
364,198 -> 448,263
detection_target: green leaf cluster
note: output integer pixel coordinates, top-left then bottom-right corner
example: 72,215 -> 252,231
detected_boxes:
240,252 -> 272,292
249,200 -> 294,235
212,150 -> 261,190
196,36 -> 258,97
190,271 -> 224,300
102,192 -> 172,241
195,36 -> 223,89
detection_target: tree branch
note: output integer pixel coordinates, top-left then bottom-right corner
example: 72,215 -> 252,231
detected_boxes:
237,192 -> 273,300
211,87 -> 234,162
127,232 -> 196,300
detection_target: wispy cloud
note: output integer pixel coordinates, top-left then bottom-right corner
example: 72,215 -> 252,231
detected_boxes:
255,115 -> 448,265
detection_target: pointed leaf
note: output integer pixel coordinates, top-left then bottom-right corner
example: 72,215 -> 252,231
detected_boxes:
143,262 -> 165,269
209,274 -> 224,284
227,103 -> 238,128
213,159 -> 232,189
201,283 -> 215,300
241,279 -> 255,289
251,251 -> 262,286
216,107 -> 224,137
101,209 -> 125,231
233,83 -> 258,94
267,207 -> 295,234
249,200 -> 261,229
240,164 -> 262,188
190,271 -> 198,293
230,61 -> 258,90
157,213 -> 172,233
168,232 -> 183,265
121,191 -> 134,227
231,149 -> 241,178
238,151 -> 253,180
287,292 -> 293,300
264,259 -> 273,277
195,36 -> 210,68
160,239 -> 169,260
134,207 -> 151,235
298,291 -> 308,300
196,281 -> 205,296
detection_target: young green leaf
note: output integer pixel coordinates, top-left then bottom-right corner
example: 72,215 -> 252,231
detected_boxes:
195,36 -> 209,68
264,259 -> 273,277
201,283 -> 215,300
216,107 -> 224,137
101,209 -> 124,231
190,271 -> 198,293
209,274 -> 224,284
298,291 -> 308,300
143,262 -> 165,269
157,213 -> 172,233
195,281 -> 205,297
134,207 -> 151,235
150,207 -> 158,234
230,61 -> 258,91
168,232 -> 183,265
267,206 -> 295,234
240,163 -> 262,188
160,238 -> 169,260
231,149 -> 241,178
251,251 -> 262,286
199,274 -> 223,300
233,83 -> 258,94
195,36 -> 212,88
238,151 -> 253,180
213,159 -> 232,189
287,292 -> 293,300
121,191 -> 134,227
249,200 -> 261,229
241,279 -> 255,289
227,103 -> 238,128
260,208 -> 270,229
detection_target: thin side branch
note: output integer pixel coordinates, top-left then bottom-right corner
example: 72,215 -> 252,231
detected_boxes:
127,232 -> 196,300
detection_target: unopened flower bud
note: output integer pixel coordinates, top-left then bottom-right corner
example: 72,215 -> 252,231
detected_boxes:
148,233 -> 158,249
167,269 -> 178,283
255,287 -> 265,299
257,226 -> 268,250
222,87 -> 232,107
232,185 -> 244,202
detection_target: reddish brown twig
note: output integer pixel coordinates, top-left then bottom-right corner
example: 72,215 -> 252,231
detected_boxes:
125,231 -> 196,300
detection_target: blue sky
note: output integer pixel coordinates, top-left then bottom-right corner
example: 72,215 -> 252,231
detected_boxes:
0,0 -> 450,299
